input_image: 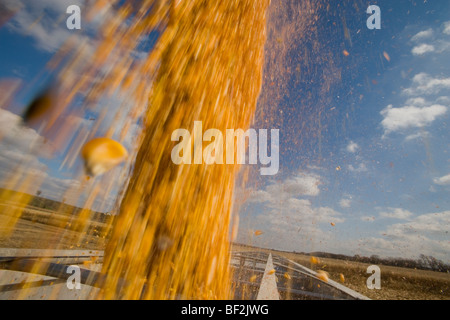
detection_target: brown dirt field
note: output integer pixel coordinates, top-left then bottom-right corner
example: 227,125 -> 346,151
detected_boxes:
232,244 -> 450,300
0,204 -> 109,250
1,207 -> 448,300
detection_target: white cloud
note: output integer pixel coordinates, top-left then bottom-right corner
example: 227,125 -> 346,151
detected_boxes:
0,110 -> 68,196
346,141 -> 359,153
444,21 -> 450,35
403,73 -> 450,96
433,174 -> 450,186
348,163 -> 368,173
436,96 -> 450,104
0,109 -> 54,157
383,74 -> 449,138
360,211 -> 450,262
259,172 -> 322,199
409,25 -> 450,56
4,0 -> 84,14
411,28 -> 434,42
306,164 -> 323,171
412,44 -> 435,55
339,198 -> 351,208
265,198 -> 344,225
405,131 -> 430,142
380,104 -> 447,135
242,171 -> 344,251
379,208 -> 413,220
404,97 -> 428,107
391,211 -> 449,234
5,0 -> 85,52
242,194 -> 344,252
435,40 -> 450,54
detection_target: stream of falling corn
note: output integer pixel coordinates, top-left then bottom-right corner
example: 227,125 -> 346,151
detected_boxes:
0,0 -> 270,299
101,0 -> 270,300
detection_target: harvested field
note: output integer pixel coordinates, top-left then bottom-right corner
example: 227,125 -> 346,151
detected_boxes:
232,244 -> 450,300
0,203 -> 110,251
1,205 -> 448,300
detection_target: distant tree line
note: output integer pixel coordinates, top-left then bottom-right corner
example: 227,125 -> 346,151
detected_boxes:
1,187 -> 113,224
29,191 -> 113,224
308,252 -> 450,273
233,243 -> 450,273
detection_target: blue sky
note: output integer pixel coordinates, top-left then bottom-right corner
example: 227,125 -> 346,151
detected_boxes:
0,0 -> 449,262
236,0 -> 450,262
0,0 -> 140,213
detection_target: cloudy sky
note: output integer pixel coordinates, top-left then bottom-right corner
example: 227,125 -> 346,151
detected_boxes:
236,0 -> 450,263
0,0 -> 141,212
0,1 -> 449,262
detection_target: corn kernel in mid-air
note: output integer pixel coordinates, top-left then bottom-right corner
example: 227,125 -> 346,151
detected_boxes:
81,137 -> 128,176
316,270 -> 329,282
254,230 -> 264,236
267,269 -> 276,275
310,256 -> 320,265
23,90 -> 54,124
